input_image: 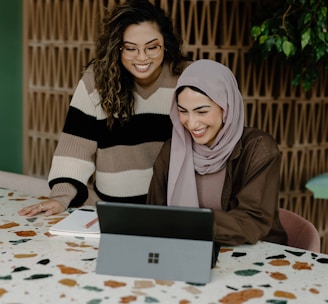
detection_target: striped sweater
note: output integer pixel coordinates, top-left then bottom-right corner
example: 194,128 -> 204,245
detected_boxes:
48,63 -> 178,208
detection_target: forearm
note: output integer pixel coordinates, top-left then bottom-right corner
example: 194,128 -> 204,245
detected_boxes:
147,140 -> 171,205
215,150 -> 281,245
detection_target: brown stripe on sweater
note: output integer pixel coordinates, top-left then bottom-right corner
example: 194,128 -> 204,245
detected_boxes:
96,141 -> 164,172
54,133 -> 97,161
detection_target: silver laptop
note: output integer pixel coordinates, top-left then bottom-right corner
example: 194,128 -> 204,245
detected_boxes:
95,201 -> 218,284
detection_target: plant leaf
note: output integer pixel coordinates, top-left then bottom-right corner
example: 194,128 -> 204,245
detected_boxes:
301,28 -> 311,49
282,40 -> 295,57
303,12 -> 312,25
259,35 -> 268,45
251,26 -> 262,39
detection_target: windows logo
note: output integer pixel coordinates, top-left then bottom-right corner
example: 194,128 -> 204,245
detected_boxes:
148,252 -> 160,264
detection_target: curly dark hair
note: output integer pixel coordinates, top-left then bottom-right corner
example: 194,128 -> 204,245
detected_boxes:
90,0 -> 189,129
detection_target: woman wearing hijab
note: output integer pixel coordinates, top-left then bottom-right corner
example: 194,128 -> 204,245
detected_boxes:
147,59 -> 287,246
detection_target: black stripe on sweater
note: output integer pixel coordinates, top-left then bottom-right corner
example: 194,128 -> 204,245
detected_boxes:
95,185 -> 147,204
63,107 -> 172,148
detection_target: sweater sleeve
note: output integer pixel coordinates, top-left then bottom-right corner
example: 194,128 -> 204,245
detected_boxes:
49,183 -> 77,209
147,139 -> 171,205
214,132 -> 285,246
48,74 -> 100,207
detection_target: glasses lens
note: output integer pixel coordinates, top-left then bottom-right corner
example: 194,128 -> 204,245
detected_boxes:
145,45 -> 162,58
122,47 -> 138,59
121,45 -> 162,59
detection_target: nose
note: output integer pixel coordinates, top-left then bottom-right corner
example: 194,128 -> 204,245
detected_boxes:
136,49 -> 148,61
185,113 -> 199,129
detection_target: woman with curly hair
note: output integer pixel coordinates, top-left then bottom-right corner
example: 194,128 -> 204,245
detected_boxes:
19,0 -> 190,216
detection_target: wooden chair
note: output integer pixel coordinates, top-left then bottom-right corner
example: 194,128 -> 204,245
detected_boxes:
0,170 -> 50,197
279,208 -> 321,253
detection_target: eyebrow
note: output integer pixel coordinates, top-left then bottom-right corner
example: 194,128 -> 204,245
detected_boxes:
177,104 -> 211,111
122,38 -> 160,46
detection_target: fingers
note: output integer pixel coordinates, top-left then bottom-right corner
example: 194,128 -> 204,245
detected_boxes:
18,199 -> 66,217
18,204 -> 43,216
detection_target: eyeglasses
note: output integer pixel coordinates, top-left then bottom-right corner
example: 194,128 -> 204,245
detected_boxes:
120,45 -> 163,60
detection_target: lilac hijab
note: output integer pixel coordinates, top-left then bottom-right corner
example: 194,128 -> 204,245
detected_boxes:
167,59 -> 244,207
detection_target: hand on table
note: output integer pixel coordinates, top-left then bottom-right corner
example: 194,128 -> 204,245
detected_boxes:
18,199 -> 67,217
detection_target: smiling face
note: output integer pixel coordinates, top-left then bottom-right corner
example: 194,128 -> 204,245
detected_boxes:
177,87 -> 224,147
121,22 -> 165,87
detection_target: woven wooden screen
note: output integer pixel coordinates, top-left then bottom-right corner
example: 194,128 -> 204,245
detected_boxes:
23,0 -> 328,252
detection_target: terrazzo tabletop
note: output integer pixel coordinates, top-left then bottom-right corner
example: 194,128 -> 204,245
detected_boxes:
1,188 -> 328,303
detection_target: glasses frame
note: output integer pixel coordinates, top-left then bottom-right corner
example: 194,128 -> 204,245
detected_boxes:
120,45 -> 163,60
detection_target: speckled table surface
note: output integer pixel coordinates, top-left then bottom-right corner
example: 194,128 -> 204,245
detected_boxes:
1,187 -> 328,304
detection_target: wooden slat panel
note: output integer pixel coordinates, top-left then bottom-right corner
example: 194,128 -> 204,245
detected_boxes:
239,50 -> 276,98
178,0 -> 220,48
221,0 -> 257,47
257,99 -> 293,147
294,99 -> 322,145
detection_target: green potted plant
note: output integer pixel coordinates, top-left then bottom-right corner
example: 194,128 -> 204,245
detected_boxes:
249,0 -> 328,92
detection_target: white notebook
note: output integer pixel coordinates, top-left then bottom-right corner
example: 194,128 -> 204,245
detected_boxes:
48,208 -> 100,238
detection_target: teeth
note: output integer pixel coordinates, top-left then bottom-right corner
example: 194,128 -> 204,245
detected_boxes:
193,128 -> 206,135
135,64 -> 150,71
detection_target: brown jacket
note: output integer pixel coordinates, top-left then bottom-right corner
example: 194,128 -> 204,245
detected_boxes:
147,127 -> 288,246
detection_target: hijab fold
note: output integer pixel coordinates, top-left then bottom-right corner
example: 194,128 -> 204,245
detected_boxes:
167,60 -> 244,207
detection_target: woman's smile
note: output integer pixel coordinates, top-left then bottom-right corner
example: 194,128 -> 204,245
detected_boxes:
191,127 -> 207,137
134,63 -> 152,72
177,88 -> 224,147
